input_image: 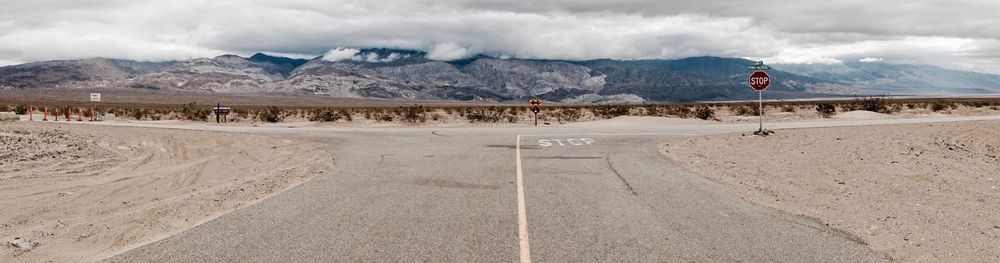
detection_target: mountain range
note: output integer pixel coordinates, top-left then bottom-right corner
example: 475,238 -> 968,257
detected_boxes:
1,49 -> 998,103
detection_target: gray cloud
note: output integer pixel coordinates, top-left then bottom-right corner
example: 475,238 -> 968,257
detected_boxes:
0,0 -> 997,73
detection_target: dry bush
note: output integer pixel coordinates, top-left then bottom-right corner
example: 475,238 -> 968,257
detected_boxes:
464,107 -> 503,123
730,104 -> 759,116
14,105 -> 28,115
180,102 -> 210,121
553,107 -> 582,122
816,103 -> 836,117
781,104 -> 797,112
591,105 -> 630,119
309,108 -> 342,122
694,106 -> 715,120
258,106 -> 284,123
400,105 -> 428,123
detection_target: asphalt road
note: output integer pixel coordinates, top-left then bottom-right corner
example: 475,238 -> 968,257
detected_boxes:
103,115 -> 1000,262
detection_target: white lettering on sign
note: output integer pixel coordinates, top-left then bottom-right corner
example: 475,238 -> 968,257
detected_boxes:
538,138 -> 594,147
749,77 -> 769,85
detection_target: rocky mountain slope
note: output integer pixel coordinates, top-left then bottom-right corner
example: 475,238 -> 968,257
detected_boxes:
776,61 -> 1000,95
0,49 -> 867,102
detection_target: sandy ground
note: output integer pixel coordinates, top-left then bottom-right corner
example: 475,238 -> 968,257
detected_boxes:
0,122 -> 333,262
717,105 -> 1000,124
661,121 -> 1000,262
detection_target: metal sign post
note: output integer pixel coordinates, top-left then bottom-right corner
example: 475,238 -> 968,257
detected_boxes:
748,61 -> 772,135
213,103 -> 231,123
90,93 -> 101,121
528,99 -> 543,126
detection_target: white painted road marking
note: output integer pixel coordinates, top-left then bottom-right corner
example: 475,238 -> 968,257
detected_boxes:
538,138 -> 595,147
515,134 -> 532,263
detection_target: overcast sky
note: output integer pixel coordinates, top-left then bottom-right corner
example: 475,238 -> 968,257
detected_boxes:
1,0 -> 998,73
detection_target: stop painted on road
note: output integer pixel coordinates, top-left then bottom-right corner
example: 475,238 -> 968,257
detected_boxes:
538,138 -> 594,147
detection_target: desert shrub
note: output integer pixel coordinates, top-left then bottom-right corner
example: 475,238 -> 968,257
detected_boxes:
816,103 -> 836,118
465,107 -> 502,123
130,108 -> 148,120
554,108 -> 582,122
694,106 -> 715,120
14,105 -> 28,115
368,110 -> 394,122
338,109 -> 353,121
781,104 -> 796,112
400,105 -> 427,123
310,108 -> 341,122
930,102 -> 950,112
259,106 -> 283,123
592,105 -> 630,119
845,96 -> 890,113
180,102 -> 210,121
664,105 -> 693,118
731,104 -> 759,116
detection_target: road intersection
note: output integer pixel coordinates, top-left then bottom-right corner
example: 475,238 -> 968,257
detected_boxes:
102,115 -> 1000,262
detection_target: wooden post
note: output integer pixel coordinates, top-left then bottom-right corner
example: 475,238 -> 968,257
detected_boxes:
43,107 -> 48,121
78,108 -> 83,121
54,108 -> 58,121
28,106 -> 33,121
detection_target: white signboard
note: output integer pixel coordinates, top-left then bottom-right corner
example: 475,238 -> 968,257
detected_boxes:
90,93 -> 101,102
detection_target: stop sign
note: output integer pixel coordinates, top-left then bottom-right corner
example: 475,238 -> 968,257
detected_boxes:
748,70 -> 771,91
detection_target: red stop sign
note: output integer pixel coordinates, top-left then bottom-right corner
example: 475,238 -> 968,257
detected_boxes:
749,70 -> 771,91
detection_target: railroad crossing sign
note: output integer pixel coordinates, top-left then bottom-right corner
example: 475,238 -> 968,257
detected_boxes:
749,70 -> 771,91
528,99 -> 543,126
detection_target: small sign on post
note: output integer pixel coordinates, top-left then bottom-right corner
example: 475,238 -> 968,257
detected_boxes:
213,103 -> 231,123
748,61 -> 772,135
528,99 -> 543,126
90,93 -> 101,102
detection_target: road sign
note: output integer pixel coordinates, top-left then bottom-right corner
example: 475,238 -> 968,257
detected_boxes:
90,93 -> 101,102
528,99 -> 543,126
749,70 -> 770,91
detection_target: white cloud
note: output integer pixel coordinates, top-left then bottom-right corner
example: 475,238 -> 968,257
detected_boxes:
321,47 -> 361,62
427,42 -> 472,61
859,57 -> 883,63
0,0 -> 999,73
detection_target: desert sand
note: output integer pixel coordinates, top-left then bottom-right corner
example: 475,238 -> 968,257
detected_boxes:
661,121 -> 1000,262
1,122 -> 333,262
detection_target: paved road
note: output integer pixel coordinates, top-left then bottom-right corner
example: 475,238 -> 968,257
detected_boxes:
104,115 -> 1000,262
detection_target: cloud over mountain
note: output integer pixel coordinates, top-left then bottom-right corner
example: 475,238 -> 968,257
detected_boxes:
1,0 -> 998,73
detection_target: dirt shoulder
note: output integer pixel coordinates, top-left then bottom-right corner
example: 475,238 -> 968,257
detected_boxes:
1,122 -> 333,262
660,121 -> 1000,262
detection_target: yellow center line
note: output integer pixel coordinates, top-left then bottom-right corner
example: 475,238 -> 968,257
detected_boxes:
516,134 -> 532,263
